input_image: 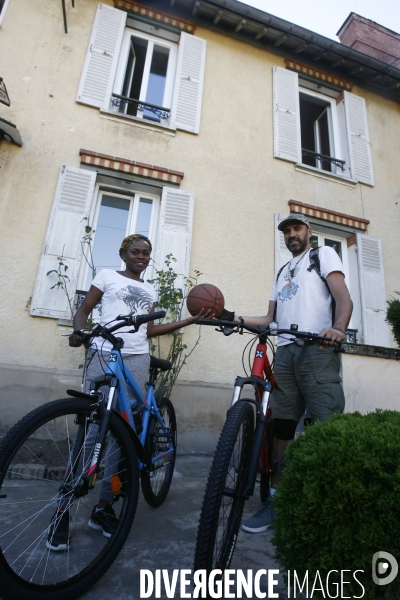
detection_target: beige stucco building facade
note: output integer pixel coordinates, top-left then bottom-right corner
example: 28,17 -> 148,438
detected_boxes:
0,0 -> 399,450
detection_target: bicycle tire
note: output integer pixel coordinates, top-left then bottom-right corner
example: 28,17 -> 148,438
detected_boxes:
0,397 -> 139,600
141,397 -> 177,507
194,400 -> 254,574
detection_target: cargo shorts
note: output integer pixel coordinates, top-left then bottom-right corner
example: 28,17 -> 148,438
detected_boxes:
269,343 -> 345,423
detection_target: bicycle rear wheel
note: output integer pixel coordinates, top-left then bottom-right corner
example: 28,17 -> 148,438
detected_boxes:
0,397 -> 139,600
141,397 -> 177,507
194,400 -> 254,573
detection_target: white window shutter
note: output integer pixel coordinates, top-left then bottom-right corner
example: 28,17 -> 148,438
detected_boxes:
343,91 -> 374,186
76,3 -> 126,109
356,234 -> 390,346
154,188 -> 195,308
171,33 -> 206,134
30,167 -> 97,319
274,213 -> 292,273
273,66 -> 301,163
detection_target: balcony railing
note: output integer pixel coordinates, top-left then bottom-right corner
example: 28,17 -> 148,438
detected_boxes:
110,94 -> 171,123
302,148 -> 345,171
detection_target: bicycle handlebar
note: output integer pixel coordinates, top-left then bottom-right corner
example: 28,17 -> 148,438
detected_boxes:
115,310 -> 166,327
195,317 -> 341,345
77,310 -> 166,348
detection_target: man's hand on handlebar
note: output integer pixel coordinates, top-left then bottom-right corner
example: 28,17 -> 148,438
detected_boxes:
317,326 -> 346,349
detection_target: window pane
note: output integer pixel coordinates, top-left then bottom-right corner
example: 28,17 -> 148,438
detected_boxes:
135,198 -> 153,237
85,195 -> 130,288
324,238 -> 342,260
299,93 -> 331,171
144,45 -> 169,121
123,36 -> 148,117
316,109 -> 331,172
310,235 -> 319,249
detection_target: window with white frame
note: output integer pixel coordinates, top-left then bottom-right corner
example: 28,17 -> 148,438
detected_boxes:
30,166 -> 195,321
275,213 -> 390,347
80,190 -> 158,291
309,231 -> 350,281
76,3 -> 207,134
299,88 -> 342,174
112,30 -> 177,124
273,66 -> 374,185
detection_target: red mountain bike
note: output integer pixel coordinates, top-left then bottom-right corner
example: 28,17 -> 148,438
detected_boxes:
193,318 -> 335,575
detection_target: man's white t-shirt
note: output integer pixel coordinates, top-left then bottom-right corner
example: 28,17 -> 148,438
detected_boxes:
270,247 -> 345,347
91,270 -> 157,354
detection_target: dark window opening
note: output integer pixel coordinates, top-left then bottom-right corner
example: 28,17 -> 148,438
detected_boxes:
122,37 -> 148,117
120,37 -> 170,122
299,94 -> 332,172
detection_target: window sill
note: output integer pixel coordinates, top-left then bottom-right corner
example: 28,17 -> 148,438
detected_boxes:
58,319 -> 73,327
294,163 -> 357,187
343,343 -> 400,361
99,109 -> 176,136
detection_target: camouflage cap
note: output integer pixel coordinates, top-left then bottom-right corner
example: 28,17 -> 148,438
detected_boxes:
278,213 -> 310,231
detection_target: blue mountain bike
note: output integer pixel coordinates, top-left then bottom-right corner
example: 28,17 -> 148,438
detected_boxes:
0,310 -> 176,600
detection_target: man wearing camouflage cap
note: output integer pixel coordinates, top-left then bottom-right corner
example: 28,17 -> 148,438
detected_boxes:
241,212 -> 353,533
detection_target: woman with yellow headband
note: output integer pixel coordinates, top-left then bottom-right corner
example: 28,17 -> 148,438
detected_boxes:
52,234 -> 208,548
69,233 -> 205,351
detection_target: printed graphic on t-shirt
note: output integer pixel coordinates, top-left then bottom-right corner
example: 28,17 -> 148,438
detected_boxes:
278,265 -> 300,302
116,285 -> 153,314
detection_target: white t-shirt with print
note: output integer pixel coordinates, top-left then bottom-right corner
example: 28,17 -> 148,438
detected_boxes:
91,270 -> 157,354
270,247 -> 345,347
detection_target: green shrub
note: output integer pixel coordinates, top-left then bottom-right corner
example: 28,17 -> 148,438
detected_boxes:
273,410 -> 400,599
387,292 -> 400,348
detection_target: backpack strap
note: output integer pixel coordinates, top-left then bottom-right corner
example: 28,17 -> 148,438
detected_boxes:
276,261 -> 289,284
307,247 -> 336,326
273,261 -> 290,320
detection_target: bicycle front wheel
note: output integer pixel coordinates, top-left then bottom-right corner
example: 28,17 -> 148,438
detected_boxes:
259,415 -> 274,503
194,400 -> 254,573
0,397 -> 139,600
141,397 -> 177,507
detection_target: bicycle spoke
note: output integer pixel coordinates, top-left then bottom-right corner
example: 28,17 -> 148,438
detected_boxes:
0,398 -> 139,598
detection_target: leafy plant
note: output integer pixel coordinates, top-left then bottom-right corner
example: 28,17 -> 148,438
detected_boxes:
147,254 -> 202,396
46,252 -> 74,319
273,410 -> 400,600
80,219 -> 97,283
46,220 -> 97,325
387,291 -> 400,347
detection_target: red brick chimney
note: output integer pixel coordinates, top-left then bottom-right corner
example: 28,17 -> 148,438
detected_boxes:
337,13 -> 400,68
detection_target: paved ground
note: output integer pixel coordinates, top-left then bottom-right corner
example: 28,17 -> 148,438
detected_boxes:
81,453 -> 288,600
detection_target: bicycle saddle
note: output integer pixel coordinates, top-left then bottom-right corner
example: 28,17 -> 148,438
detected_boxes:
150,356 -> 172,372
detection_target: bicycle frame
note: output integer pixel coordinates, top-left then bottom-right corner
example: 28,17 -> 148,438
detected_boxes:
229,332 -> 275,499
83,346 -> 173,489
105,349 -> 174,470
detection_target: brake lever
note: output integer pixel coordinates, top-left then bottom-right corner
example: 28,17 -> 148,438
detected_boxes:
221,326 -> 235,336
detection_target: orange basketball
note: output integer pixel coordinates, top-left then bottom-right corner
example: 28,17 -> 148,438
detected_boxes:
186,284 -> 225,317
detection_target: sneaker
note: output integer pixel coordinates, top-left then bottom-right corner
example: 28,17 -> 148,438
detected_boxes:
241,500 -> 276,533
46,509 -> 70,551
88,503 -> 118,538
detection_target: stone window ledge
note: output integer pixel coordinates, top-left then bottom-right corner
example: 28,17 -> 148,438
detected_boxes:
343,343 -> 400,360
295,163 -> 357,187
100,109 -> 176,136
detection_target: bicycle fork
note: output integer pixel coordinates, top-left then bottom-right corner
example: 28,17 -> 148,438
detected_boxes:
62,378 -> 118,499
230,336 -> 273,500
85,378 -> 118,488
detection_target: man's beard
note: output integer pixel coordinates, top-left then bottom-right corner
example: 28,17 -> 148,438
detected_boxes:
286,236 -> 309,255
